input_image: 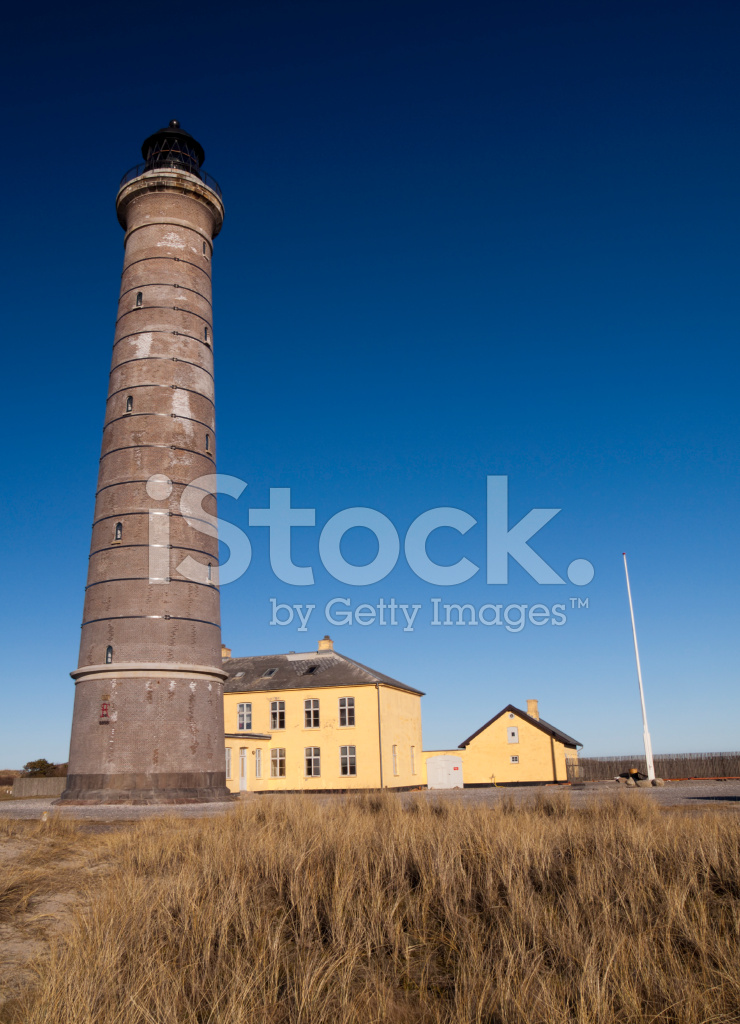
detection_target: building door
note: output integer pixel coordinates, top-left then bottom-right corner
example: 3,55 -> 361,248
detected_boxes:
239,747 -> 248,792
426,755 -> 464,789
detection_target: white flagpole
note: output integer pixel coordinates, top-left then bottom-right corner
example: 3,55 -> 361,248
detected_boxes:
623,553 -> 655,781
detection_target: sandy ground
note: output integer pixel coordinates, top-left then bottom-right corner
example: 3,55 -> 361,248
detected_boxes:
1,778 -> 739,819
0,824 -> 118,1006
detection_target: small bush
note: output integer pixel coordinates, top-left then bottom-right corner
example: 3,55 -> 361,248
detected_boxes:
21,760 -> 58,778
19,761 -> 67,778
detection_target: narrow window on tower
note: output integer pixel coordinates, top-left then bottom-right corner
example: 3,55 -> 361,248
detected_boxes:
135,292 -> 143,307
203,241 -> 207,255
114,522 -> 122,542
205,434 -> 210,452
207,562 -> 212,581
105,646 -> 113,665
204,326 -> 209,343
126,395 -> 133,413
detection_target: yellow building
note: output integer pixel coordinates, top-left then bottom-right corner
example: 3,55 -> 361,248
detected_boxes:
222,638 -> 424,793
424,699 -> 581,786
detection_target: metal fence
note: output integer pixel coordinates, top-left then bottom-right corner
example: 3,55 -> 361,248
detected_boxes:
566,752 -> 740,782
119,163 -> 223,199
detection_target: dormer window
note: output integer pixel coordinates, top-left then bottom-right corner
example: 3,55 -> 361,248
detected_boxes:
135,292 -> 143,307
261,668 -> 278,679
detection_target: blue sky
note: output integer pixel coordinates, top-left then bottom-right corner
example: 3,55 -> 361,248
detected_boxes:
1,0 -> 738,768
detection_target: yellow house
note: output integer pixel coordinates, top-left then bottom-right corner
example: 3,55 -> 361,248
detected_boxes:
222,637 -> 424,793
424,699 -> 581,786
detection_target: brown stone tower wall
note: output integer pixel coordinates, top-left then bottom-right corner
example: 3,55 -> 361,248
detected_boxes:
60,155 -> 231,804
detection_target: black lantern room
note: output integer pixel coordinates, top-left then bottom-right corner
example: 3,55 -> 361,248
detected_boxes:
141,120 -> 205,176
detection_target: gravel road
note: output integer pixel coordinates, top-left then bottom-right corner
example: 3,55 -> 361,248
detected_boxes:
1,779 -> 738,819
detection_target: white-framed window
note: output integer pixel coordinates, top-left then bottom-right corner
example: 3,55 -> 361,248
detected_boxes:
270,748 -> 286,778
304,698 -> 319,728
254,748 -> 262,779
410,745 -> 416,775
507,726 -> 519,744
339,696 -> 355,727
270,700 -> 285,729
510,755 -> 519,764
340,745 -> 356,777
305,747 -> 320,777
392,745 -> 399,775
225,747 -> 232,779
237,702 -> 252,731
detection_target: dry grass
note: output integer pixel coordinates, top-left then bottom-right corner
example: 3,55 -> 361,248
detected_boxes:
0,794 -> 54,802
2,793 -> 739,1023
0,817 -> 99,916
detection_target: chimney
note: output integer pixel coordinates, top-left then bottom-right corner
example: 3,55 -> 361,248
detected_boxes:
318,635 -> 334,652
526,699 -> 539,720
221,645 -> 232,660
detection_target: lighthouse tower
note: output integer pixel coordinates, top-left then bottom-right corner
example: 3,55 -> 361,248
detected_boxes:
59,122 -> 231,803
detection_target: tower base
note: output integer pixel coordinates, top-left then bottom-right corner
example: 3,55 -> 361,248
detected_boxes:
55,771 -> 234,805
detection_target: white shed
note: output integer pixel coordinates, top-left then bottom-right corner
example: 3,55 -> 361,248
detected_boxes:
426,755 -> 464,789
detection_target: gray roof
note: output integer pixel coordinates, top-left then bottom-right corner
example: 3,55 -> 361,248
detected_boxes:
222,649 -> 425,696
458,704 -> 581,749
